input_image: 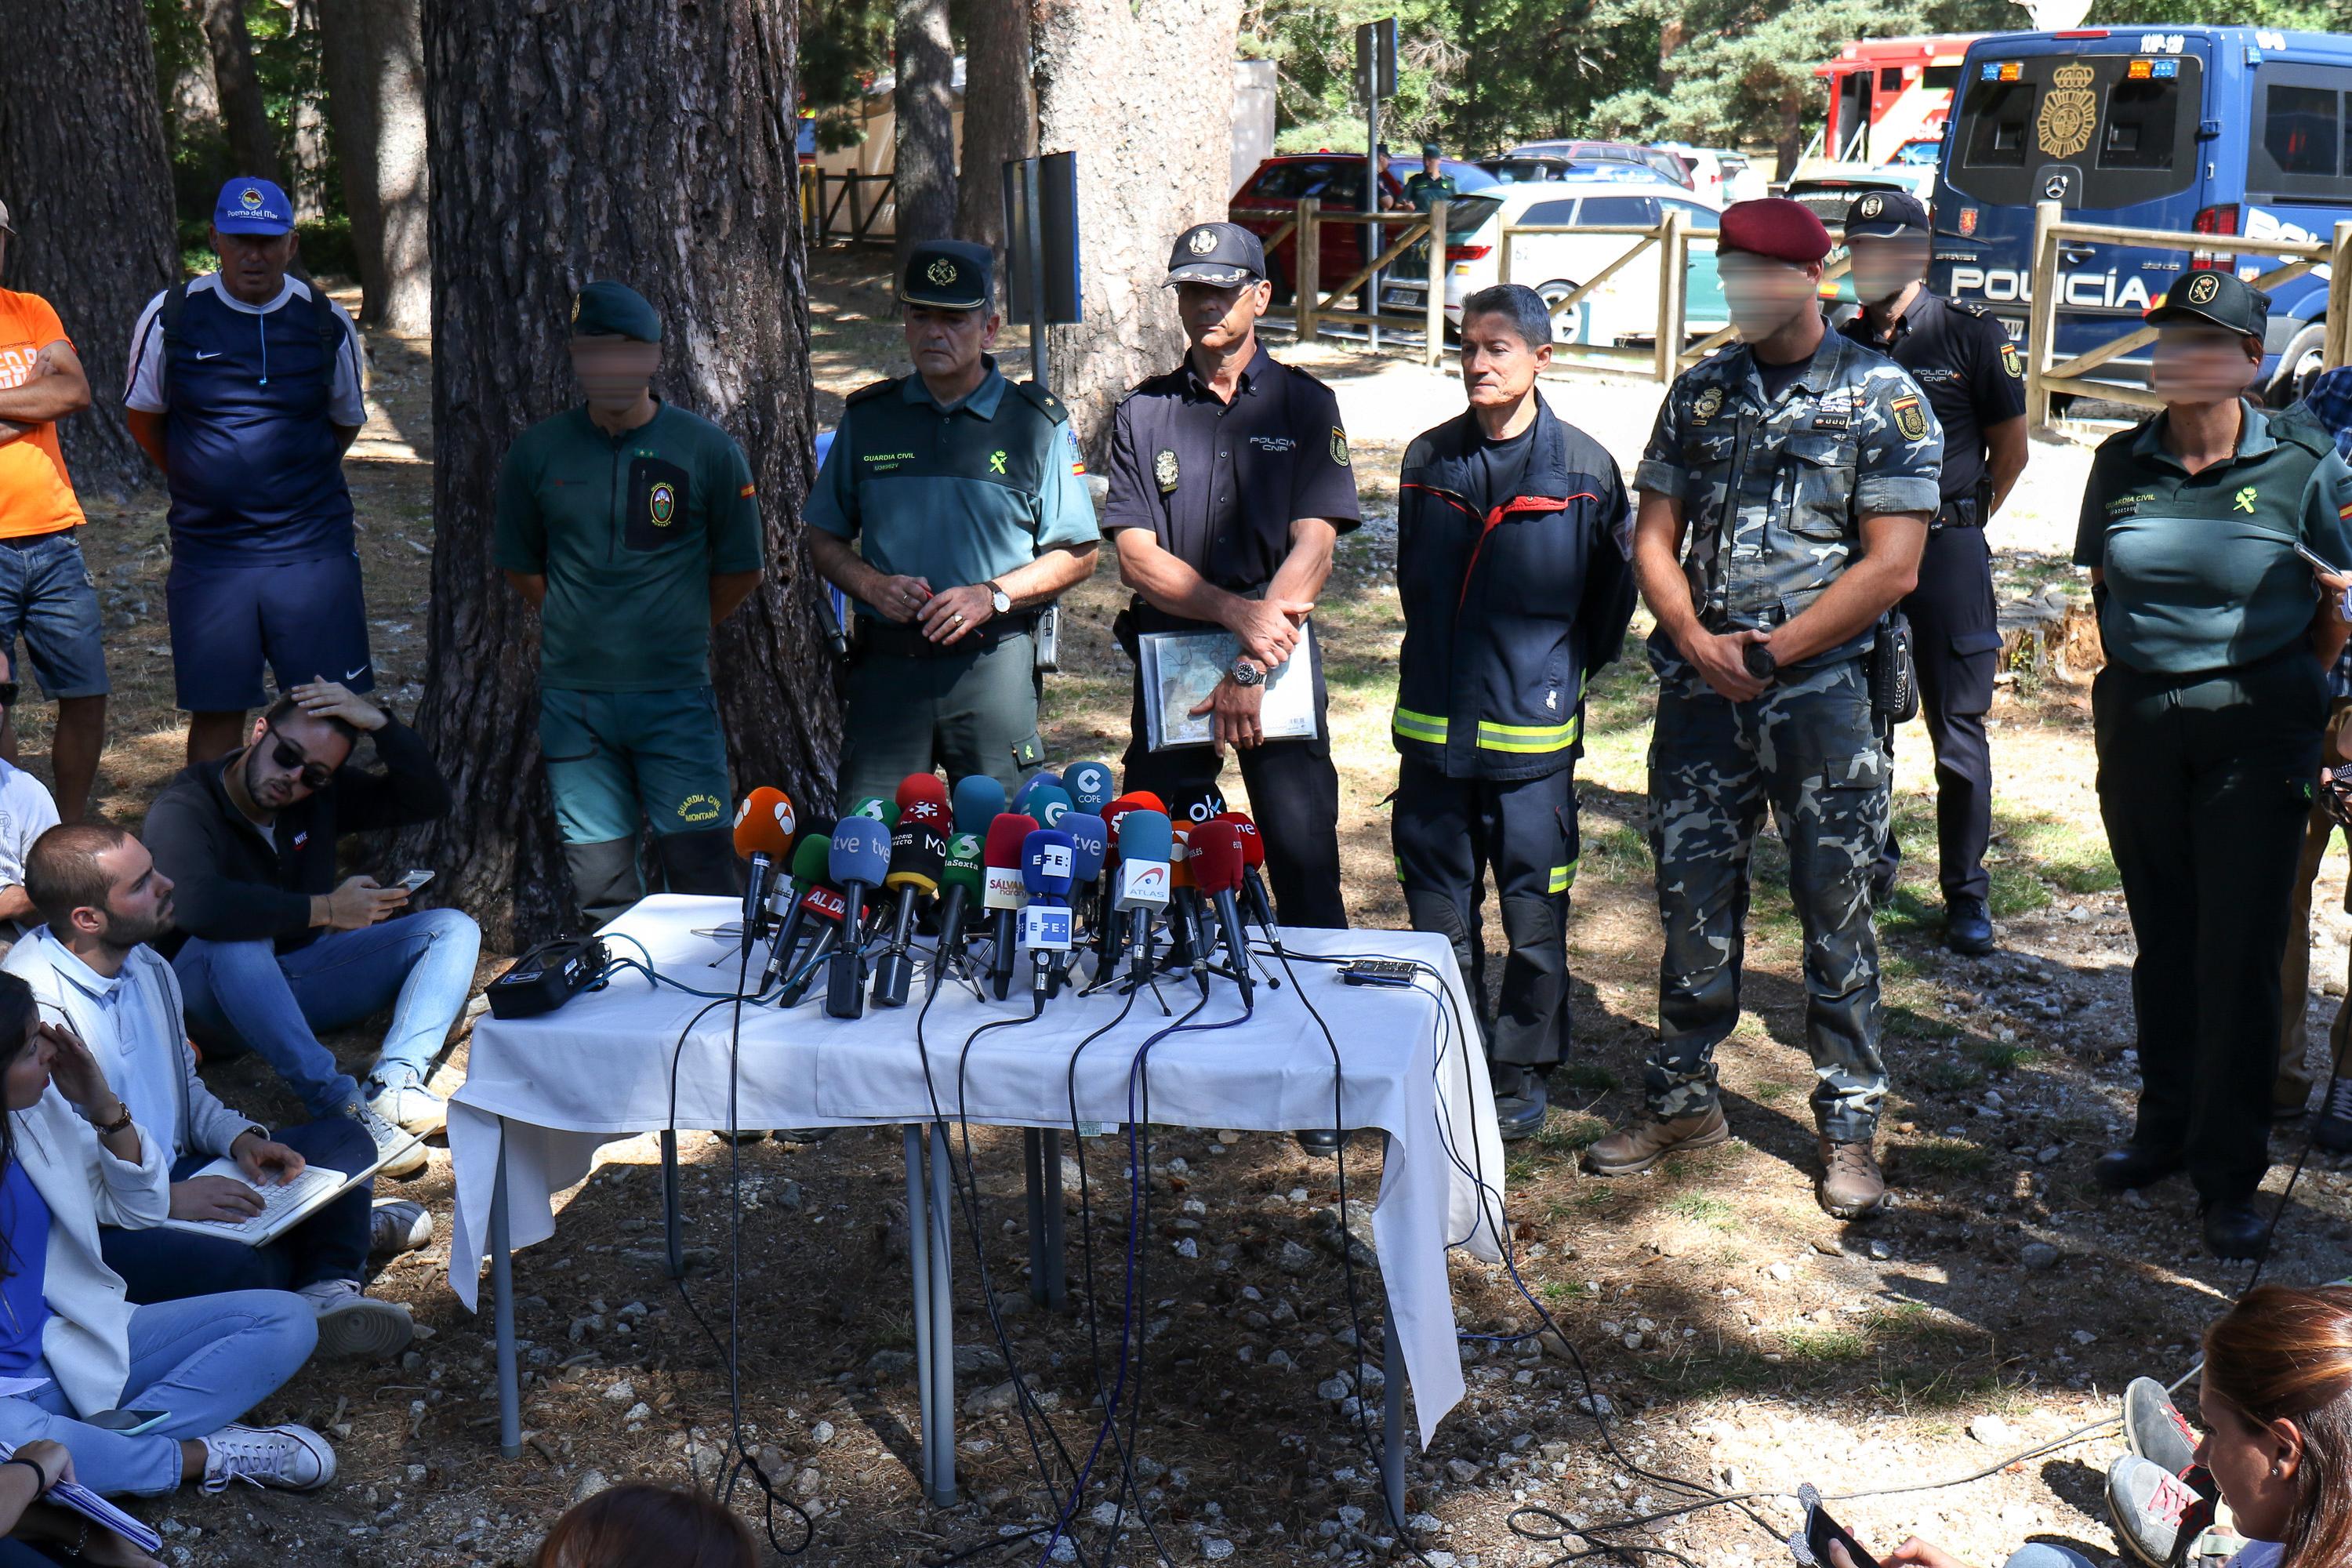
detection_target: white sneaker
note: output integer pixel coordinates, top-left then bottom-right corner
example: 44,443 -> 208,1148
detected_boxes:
299,1278 -> 415,1359
365,1071 -> 448,1137
369,1199 -> 434,1258
344,1098 -> 426,1179
200,1422 -> 336,1493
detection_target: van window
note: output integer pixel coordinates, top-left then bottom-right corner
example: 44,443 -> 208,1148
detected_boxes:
2098,78 -> 2183,171
2265,85 -> 2336,174
1663,199 -> 1721,232
1962,81 -> 2038,169
1947,52 -> 2201,208
1922,65 -> 1960,93
2249,65 -> 2352,201
1579,195 -> 1661,226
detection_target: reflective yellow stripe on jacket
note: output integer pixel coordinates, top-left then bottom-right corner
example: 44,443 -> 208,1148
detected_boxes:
1392,708 -> 1448,745
1475,717 -> 1580,755
1548,858 -> 1579,895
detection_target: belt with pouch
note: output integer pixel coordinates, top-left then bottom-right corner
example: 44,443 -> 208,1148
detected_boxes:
859,611 -> 1039,660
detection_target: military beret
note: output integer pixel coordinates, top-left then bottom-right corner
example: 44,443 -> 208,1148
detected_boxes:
2147,268 -> 2270,339
1842,189 -> 1930,240
1719,198 -> 1833,266
571,280 -> 662,343
901,240 -> 993,311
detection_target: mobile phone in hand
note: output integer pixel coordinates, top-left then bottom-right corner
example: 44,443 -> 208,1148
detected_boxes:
2295,541 -> 2344,578
397,869 -> 434,893
1793,1485 -> 1880,1568
86,1409 -> 171,1435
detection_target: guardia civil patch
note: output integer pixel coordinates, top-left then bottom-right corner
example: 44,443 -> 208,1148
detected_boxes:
1891,396 -> 1928,441
1330,426 -> 1350,466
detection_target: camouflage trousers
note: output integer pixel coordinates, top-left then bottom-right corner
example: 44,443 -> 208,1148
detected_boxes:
1646,652 -> 1890,1142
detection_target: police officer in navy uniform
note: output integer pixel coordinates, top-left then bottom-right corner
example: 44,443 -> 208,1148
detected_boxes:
1102,222 -> 1360,928
1838,191 -> 2029,955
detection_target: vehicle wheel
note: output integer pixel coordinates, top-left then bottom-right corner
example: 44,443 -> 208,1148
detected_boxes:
1536,279 -> 1589,346
2263,322 -> 2326,408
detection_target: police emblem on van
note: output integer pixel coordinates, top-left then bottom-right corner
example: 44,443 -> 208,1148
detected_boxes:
2037,64 -> 2097,159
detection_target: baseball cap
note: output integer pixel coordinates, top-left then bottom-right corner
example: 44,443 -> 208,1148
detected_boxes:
1841,190 -> 1930,241
571,279 -> 662,343
1421,142 -> 1442,158
2147,269 -> 2269,339
900,241 -> 993,311
213,177 -> 294,236
1163,222 -> 1265,287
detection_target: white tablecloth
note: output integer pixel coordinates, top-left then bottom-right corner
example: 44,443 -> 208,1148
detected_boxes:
445,895 -> 1507,1445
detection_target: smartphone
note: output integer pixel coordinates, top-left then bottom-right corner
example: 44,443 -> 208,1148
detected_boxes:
397,869 -> 434,893
2296,542 -> 2344,577
1795,1486 -> 1880,1568
86,1409 -> 171,1436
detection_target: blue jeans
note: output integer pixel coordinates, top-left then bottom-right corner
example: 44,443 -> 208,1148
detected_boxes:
0,1290 -> 316,1495
174,907 -> 481,1117
2004,1548 -> 2096,1568
100,1116 -> 376,1298
0,531 -> 107,700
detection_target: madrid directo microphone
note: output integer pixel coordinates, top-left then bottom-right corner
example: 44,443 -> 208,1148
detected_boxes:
872,818 -> 946,1010
1063,760 -> 1113,815
1189,819 -> 1254,1007
982,813 -> 1037,1000
1020,827 -> 1077,996
932,831 -> 984,993
823,817 -> 891,1019
731,786 -> 796,952
895,771 -> 951,834
773,833 -> 844,1004
1111,808 -> 1172,986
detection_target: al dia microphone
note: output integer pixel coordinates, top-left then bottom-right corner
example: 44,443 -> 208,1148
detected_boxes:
1190,820 -> 1254,1007
731,786 -> 796,951
1063,813 -> 1108,956
760,831 -> 833,992
1112,808 -> 1172,986
982,813 -> 1038,1001
1215,811 -> 1283,952
1020,827 -> 1077,996
951,774 -> 1007,837
895,771 -> 951,833
932,831 -> 984,993
872,821 -> 946,1009
772,834 -> 844,1004
824,817 -> 891,1019
1064,760 -> 1113,815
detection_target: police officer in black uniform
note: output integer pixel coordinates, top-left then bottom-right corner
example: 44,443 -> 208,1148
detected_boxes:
1102,222 -> 1362,927
1838,191 -> 2029,955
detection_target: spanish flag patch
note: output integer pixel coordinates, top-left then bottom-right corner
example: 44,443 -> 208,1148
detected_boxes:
739,483 -> 757,499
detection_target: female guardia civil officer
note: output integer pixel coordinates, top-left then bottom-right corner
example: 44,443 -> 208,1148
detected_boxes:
2074,268 -> 2352,1262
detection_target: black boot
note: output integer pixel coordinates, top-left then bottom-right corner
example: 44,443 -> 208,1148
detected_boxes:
2201,1199 -> 2270,1261
2093,1143 -> 2184,1192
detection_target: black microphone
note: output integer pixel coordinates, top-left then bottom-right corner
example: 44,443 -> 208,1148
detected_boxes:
824,818 -> 891,1019
871,823 -> 946,1009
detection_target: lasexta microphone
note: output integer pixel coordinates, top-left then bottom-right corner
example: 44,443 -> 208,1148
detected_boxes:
982,813 -> 1037,1000
823,818 -> 891,1018
1020,828 -> 1077,996
845,796 -> 902,831
763,833 -> 833,993
951,775 -> 1007,837
1190,820 -> 1254,1006
730,786 -> 796,952
932,833 -> 984,993
774,835 -> 848,1005
1064,761 -> 1113,815
1112,809 -> 1172,986
872,822 -> 947,1009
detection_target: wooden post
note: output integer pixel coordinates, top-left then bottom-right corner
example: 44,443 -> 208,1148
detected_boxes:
1295,196 -> 1321,341
848,174 -> 865,246
2027,199 -> 2062,428
1425,198 -> 1447,368
2328,221 -> 2352,372
1498,222 -> 1513,287
1653,209 -> 1684,385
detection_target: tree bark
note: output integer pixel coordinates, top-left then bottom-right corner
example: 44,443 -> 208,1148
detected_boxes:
954,0 -> 1033,260
1033,0 -> 1240,452
289,0 -> 334,225
158,0 -> 228,193
200,0 -> 280,183
414,0 -> 837,947
891,0 -> 956,277
319,0 -> 432,332
0,0 -> 179,497
1776,81 -> 1806,186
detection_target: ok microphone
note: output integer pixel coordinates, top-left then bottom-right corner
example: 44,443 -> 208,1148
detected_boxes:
1189,820 -> 1254,1007
982,813 -> 1038,1000
1064,760 -> 1113,815
731,786 -> 796,953
932,832 -> 985,993
1214,810 -> 1283,953
872,818 -> 947,1009
1020,827 -> 1077,996
951,774 -> 1008,837
824,817 -> 891,1019
1111,808 -> 1172,988
772,833 -> 844,1004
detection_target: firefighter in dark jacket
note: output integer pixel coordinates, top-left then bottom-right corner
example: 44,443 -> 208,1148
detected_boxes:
1392,284 -> 1639,1139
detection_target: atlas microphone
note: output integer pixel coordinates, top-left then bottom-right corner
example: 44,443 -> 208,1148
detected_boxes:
823,817 -> 891,1019
872,819 -> 947,1009
1064,760 -> 1113,815
730,786 -> 796,951
982,813 -> 1038,1000
1098,792 -> 1163,975
1020,828 -> 1078,996
1111,808 -> 1172,985
773,833 -> 846,1004
1189,820 -> 1255,1007
932,832 -> 984,993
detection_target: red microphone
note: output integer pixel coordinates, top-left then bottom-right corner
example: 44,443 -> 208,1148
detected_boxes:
1212,810 -> 1282,951
1189,819 -> 1254,1005
895,772 -> 951,832
982,812 -> 1037,1000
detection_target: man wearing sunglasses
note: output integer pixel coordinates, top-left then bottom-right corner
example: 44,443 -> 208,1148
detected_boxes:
141,680 -> 480,1175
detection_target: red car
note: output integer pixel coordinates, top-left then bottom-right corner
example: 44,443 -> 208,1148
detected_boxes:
1229,154 -> 1503,302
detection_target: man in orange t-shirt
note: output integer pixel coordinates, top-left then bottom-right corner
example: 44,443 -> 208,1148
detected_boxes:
0,196 -> 107,823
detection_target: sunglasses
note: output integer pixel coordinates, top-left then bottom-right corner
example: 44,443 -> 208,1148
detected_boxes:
262,724 -> 335,790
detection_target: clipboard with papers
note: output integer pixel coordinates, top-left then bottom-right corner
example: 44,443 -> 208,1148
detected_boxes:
0,1436 -> 161,1554
1136,628 -> 1317,751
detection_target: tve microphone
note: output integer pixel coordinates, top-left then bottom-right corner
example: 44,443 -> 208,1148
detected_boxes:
932,832 -> 984,993
763,833 -> 835,993
982,813 -> 1038,1000
1112,809 -> 1172,985
1020,828 -> 1077,996
1189,820 -> 1254,1007
731,786 -> 796,952
950,774 -> 1007,837
1216,811 -> 1282,952
895,772 -> 951,834
1023,782 -> 1073,829
872,822 -> 947,1009
1064,760 -> 1114,815
824,817 -> 891,1018
1011,771 -> 1063,818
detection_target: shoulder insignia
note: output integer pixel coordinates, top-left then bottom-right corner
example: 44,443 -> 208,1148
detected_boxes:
2001,343 -> 2024,380
1012,379 -> 1071,423
1330,426 -> 1350,466
1691,387 -> 1723,423
1947,296 -> 1991,319
845,377 -> 898,408
1891,394 -> 1929,441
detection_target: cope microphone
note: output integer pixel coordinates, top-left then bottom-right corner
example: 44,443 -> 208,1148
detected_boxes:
1189,821 -> 1254,1007
1214,811 -> 1283,951
1020,828 -> 1078,996
1064,760 -> 1114,815
731,787 -> 796,952
951,774 -> 1007,837
932,832 -> 985,993
1112,809 -> 1172,987
982,813 -> 1037,1000
773,834 -> 844,1004
872,821 -> 947,1009
823,818 -> 891,1018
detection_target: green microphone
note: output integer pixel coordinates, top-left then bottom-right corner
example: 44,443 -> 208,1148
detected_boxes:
932,832 -> 985,993
762,833 -> 837,996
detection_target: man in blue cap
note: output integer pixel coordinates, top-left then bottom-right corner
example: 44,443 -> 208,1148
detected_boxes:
124,177 -> 372,765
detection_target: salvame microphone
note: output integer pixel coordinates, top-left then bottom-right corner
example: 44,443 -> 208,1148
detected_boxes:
982,813 -> 1038,1000
951,774 -> 1008,837
1020,827 -> 1078,995
1189,820 -> 1254,1007
1111,809 -> 1173,984
823,817 -> 891,1018
1064,760 -> 1114,815
731,786 -> 796,952
932,831 -> 985,993
872,820 -> 947,1010
1214,810 -> 1283,950
771,833 -> 843,1004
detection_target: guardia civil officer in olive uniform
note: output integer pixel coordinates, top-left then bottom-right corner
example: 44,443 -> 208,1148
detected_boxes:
1401,144 -> 1457,212
1838,191 -> 2030,956
806,241 -> 1099,808
2076,269 -> 2352,1261
496,280 -> 762,929
1584,198 -> 1942,1220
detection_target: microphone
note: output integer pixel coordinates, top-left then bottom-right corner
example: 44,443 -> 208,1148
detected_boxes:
762,833 -> 833,992
1215,811 -> 1282,952
872,821 -> 947,1009
1063,813 -> 1108,956
1167,783 -> 1229,829
951,775 -> 1007,837
1020,827 -> 1078,996
932,832 -> 984,992
773,834 -> 848,1005
844,796 -> 902,832
1098,792 -> 1162,975
895,771 -> 951,834
982,813 -> 1038,1001
823,817 -> 891,1018
1169,824 -> 1203,968
1011,771 -> 1064,818
1111,809 -> 1172,986
1189,820 -> 1254,1007
1022,782 -> 1073,829
1064,760 -> 1114,815
731,786 -> 796,952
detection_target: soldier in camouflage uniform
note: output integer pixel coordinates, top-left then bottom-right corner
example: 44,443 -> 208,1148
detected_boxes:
1585,198 -> 1942,1219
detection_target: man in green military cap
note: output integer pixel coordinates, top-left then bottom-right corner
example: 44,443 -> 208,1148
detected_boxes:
1401,143 -> 1457,212
495,278 -> 765,928
806,239 -> 1099,807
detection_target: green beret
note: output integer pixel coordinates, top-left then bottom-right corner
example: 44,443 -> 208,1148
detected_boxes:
571,280 -> 662,343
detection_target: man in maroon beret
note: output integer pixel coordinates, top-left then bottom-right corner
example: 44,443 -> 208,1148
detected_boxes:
1585,198 -> 1944,1222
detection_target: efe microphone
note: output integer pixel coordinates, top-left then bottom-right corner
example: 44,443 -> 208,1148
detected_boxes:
982,814 -> 1038,1001
1020,828 -> 1078,997
822,818 -> 891,1018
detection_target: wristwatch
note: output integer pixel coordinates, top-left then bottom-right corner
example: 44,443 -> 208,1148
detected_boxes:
1231,657 -> 1266,688
1743,642 -> 1778,681
985,580 -> 1012,617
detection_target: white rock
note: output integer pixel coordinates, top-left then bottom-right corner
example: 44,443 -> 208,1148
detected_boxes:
602,1380 -> 635,1403
811,1418 -> 836,1444
622,1402 -> 652,1422
1968,1413 -> 2014,1446
1203,1541 -> 1235,1561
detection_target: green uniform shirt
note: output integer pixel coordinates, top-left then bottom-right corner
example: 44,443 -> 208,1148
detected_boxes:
495,401 -> 764,692
2074,400 -> 2352,675
1403,172 -> 1458,212
807,360 -> 1097,616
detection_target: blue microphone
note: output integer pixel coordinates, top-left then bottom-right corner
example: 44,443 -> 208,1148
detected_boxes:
1064,761 -> 1113,815
1111,809 -> 1173,987
1020,827 -> 1078,995
1062,812 -> 1108,956
952,774 -> 1008,837
824,816 -> 891,1018
1011,771 -> 1065,818
1022,782 -> 1073,829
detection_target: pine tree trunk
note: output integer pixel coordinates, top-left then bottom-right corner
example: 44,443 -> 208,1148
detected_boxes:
158,0 -> 228,194
412,0 -> 837,948
0,0 -> 179,498
289,1 -> 333,226
319,0 -> 432,333
954,0 -> 1034,260
891,0 -> 956,277
1033,0 -> 1240,452
200,0 -> 279,183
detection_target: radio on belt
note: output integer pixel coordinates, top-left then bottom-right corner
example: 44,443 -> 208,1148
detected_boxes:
486,937 -> 610,1018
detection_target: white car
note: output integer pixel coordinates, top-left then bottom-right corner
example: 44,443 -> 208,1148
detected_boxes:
1653,143 -> 1768,204
1379,178 -> 1727,348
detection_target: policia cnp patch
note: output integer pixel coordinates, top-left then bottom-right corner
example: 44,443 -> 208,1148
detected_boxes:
1891,396 -> 1929,441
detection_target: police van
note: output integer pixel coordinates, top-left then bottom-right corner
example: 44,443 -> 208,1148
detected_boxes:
1933,27 -> 2352,404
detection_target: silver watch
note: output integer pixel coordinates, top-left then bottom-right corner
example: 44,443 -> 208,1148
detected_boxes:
1231,657 -> 1265,688
986,580 -> 1013,616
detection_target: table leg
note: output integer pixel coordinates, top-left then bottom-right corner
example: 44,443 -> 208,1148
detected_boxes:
1023,1129 -> 1047,1306
927,1121 -> 958,1506
904,1126 -> 938,1503
1381,1302 -> 1407,1525
490,1124 -> 521,1461
1039,1128 -> 1066,1308
660,1128 -> 684,1279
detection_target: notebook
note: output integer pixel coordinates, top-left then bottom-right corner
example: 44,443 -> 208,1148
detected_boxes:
158,1148 -> 390,1247
0,1437 -> 161,1554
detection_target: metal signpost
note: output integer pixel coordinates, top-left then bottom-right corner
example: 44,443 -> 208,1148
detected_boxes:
1356,17 -> 1398,350
1001,151 -> 1083,392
